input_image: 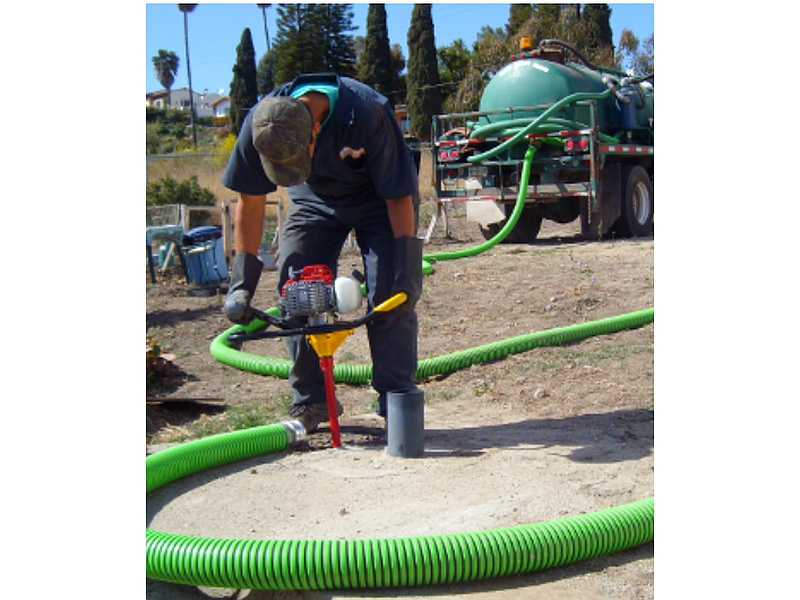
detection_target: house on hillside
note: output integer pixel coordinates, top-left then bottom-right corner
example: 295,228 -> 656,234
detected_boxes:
210,96 -> 230,118
146,87 -> 229,119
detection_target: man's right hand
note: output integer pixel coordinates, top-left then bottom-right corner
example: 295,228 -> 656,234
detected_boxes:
224,288 -> 255,324
224,252 -> 263,324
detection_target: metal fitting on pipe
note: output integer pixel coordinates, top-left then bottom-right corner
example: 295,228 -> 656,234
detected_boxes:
281,420 -> 307,444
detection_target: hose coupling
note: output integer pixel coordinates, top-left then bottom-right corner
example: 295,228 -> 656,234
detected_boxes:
280,420 -> 307,444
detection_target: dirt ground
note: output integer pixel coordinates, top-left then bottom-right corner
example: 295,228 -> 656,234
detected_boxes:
146,212 -> 654,599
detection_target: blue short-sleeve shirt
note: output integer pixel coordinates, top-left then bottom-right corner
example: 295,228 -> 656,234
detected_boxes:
222,74 -> 417,205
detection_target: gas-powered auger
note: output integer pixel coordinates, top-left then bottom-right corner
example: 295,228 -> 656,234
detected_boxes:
227,265 -> 407,448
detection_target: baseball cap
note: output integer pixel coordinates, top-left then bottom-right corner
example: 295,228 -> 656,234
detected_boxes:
251,96 -> 313,187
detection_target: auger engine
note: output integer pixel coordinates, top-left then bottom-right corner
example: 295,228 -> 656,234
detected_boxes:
229,265 -> 408,449
280,265 -> 363,326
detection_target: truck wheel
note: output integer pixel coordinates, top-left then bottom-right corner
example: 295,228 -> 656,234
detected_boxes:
480,206 -> 542,243
614,165 -> 654,237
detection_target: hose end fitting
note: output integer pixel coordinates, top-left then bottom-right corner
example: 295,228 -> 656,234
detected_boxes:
280,420 -> 307,445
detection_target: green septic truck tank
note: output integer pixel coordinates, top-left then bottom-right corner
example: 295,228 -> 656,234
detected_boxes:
476,49 -> 653,145
438,40 -> 654,242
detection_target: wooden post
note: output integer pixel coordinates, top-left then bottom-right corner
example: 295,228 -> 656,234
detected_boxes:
221,199 -> 236,265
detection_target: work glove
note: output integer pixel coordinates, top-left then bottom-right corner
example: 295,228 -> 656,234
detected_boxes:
391,236 -> 424,310
223,252 -> 263,324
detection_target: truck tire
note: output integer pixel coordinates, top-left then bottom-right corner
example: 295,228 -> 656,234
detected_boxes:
614,165 -> 654,237
480,206 -> 542,243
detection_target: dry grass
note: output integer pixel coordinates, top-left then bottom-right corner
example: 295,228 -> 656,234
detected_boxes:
417,147 -> 435,197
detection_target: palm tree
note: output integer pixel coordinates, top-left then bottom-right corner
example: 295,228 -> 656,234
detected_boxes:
178,4 -> 198,145
152,50 -> 179,108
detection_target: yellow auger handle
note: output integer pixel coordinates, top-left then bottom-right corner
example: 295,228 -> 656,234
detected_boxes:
373,292 -> 407,313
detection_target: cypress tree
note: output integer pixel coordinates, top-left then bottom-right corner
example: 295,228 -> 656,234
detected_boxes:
507,3 -> 534,38
582,3 -> 614,50
407,4 -> 442,142
360,5 -> 394,101
577,3 -> 614,68
229,28 -> 259,135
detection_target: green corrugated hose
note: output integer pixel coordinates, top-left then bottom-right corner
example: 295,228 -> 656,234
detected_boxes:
210,306 -> 653,383
147,423 -> 654,590
208,144 -> 654,382
467,89 -> 613,163
148,129 -> 654,591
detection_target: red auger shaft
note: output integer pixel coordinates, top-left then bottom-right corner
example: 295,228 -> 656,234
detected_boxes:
319,355 -> 341,448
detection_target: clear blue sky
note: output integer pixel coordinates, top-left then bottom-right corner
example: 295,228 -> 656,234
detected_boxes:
146,2 -> 654,95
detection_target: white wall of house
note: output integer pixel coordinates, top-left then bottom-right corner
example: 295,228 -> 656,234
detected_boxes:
147,87 -> 227,119
212,97 -> 230,118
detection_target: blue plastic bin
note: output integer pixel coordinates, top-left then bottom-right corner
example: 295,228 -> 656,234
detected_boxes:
183,227 -> 228,285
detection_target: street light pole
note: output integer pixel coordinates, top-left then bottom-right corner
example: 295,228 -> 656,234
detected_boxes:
258,3 -> 272,52
179,4 -> 198,146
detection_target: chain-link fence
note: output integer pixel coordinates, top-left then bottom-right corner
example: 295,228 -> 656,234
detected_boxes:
145,147 -> 440,272
146,147 -> 436,208
147,153 -> 285,265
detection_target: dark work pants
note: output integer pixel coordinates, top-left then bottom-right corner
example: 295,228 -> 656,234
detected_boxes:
277,192 -> 419,414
